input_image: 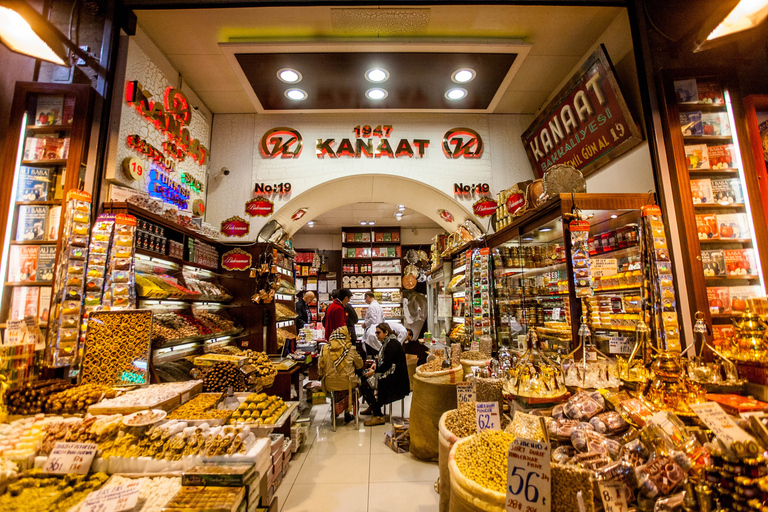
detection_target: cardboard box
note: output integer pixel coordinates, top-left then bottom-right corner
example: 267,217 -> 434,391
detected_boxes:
312,392 -> 327,405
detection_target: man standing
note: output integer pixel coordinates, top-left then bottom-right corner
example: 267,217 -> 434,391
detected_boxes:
324,288 -> 352,337
363,291 -> 385,357
295,290 -> 315,330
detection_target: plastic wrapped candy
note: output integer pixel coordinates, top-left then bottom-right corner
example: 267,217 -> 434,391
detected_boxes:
635,456 -> 685,498
590,411 -> 629,435
563,391 -> 605,421
547,418 -> 582,441
552,445 -> 576,463
552,404 -> 565,419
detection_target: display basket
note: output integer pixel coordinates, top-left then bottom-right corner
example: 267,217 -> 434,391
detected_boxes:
257,371 -> 277,389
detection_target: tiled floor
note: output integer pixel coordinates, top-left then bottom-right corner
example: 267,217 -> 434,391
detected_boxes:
277,394 -> 439,511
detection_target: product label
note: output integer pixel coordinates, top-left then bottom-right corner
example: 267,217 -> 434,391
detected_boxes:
506,438 -> 551,512
591,258 -> 618,278
609,337 -> 633,354
475,401 -> 501,432
551,308 -> 562,321
598,480 -> 629,512
457,381 -> 476,405
44,442 -> 98,474
81,480 -> 143,512
689,402 -> 758,453
470,341 -> 480,352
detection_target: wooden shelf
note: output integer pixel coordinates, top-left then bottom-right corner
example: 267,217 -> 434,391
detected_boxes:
688,167 -> 741,174
705,275 -> 760,281
10,240 -> 57,245
25,124 -> 72,133
693,203 -> 745,209
4,281 -> 53,287
342,241 -> 375,246
135,247 -> 218,272
699,238 -> 753,245
676,103 -> 727,112
683,135 -> 733,142
21,159 -> 67,165
103,202 -> 219,245
15,200 -> 61,206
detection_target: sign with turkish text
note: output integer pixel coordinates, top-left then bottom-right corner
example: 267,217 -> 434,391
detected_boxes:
473,197 -> 498,218
506,438 -> 551,512
222,248 -> 252,271
522,45 -> 642,179
689,402 -> 758,454
245,197 -> 274,217
591,258 -> 618,278
44,442 -> 98,474
221,216 -> 250,237
609,336 -> 634,354
81,480 -> 144,512
598,480 -> 629,512
475,401 -> 501,431
457,381 -> 476,404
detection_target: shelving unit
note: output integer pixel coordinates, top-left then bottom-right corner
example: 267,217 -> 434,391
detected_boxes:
0,83 -> 92,382
659,71 -> 768,343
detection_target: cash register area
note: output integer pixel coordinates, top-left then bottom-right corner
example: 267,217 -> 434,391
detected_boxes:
276,395 -> 438,512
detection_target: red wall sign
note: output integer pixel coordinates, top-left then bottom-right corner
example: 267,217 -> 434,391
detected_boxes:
438,209 -> 454,223
521,45 -> 642,179
245,197 -> 274,217
221,216 -> 250,237
473,198 -> 497,218
221,248 -> 252,271
291,207 -> 309,221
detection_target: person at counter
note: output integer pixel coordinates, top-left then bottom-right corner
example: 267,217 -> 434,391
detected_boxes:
363,291 -> 385,357
295,290 -> 315,330
323,288 -> 352,337
360,322 -> 410,426
402,329 -> 429,365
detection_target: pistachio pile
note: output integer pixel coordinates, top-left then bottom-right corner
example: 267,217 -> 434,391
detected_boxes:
445,402 -> 510,438
418,359 -> 460,373
459,350 -> 487,361
454,430 -> 517,493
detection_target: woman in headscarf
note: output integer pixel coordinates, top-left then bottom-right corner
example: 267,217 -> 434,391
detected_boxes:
360,322 -> 411,426
317,326 -> 363,423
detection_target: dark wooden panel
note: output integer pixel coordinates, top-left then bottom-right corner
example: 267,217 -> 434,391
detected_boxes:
236,52 -> 517,110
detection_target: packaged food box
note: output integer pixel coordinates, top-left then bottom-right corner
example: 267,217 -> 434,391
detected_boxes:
707,287 -> 730,314
680,111 -> 702,136
701,250 -> 726,277
162,486 -> 245,512
711,178 -> 744,205
183,462 -> 257,487
717,213 -> 750,239
707,144 -> 736,169
695,214 -> 719,240
724,249 -> 756,276
690,178 -> 713,204
685,144 -> 709,170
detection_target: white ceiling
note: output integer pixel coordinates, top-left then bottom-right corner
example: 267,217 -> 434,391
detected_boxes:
298,202 -> 440,235
134,4 -> 624,114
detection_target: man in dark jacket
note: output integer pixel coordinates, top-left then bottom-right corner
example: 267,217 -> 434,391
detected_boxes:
295,291 -> 314,330
323,288 -> 352,338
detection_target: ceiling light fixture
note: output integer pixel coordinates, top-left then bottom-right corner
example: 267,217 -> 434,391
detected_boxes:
522,236 -> 534,241
285,88 -> 307,101
0,0 -> 94,67
445,88 -> 467,100
368,221 -> 376,225
610,214 -> 618,219
277,68 -> 302,83
365,68 -> 389,83
452,68 -> 476,83
366,88 -> 388,100
307,221 -> 315,227
708,0 -> 768,41
360,221 -> 367,226
398,206 -> 405,211
539,227 -> 552,232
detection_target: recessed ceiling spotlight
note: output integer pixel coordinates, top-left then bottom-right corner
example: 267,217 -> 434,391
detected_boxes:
307,221 -> 315,227
522,236 -> 534,241
366,88 -> 388,100
398,204 -> 404,208
366,68 -> 389,83
610,214 -> 618,219
396,215 -> 403,221
368,221 -> 376,225
540,227 -> 552,232
452,68 -> 476,83
445,88 -> 467,100
277,68 -> 302,83
285,88 -> 307,101
360,221 -> 368,226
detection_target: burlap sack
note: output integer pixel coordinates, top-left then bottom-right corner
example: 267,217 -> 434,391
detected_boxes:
409,374 -> 458,461
448,437 -> 506,512
438,411 -> 459,512
415,363 -> 464,384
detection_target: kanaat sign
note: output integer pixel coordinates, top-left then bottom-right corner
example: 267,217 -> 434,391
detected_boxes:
521,45 -> 642,179
259,125 -> 484,160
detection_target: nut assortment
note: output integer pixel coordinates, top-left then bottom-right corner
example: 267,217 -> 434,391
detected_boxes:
459,350 -> 487,361
44,383 -> 119,414
454,430 -> 517,493
152,312 -> 237,345
230,393 -> 287,425
0,469 -> 109,512
418,359 -> 460,373
202,362 -> 247,393
445,402 -> 510,438
167,393 -> 227,420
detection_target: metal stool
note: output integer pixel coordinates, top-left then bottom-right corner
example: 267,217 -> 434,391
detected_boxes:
329,388 -> 360,432
385,396 -> 407,426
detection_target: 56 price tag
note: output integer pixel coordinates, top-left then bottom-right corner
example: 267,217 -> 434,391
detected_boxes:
506,438 -> 551,512
598,480 -> 628,512
44,442 -> 97,475
457,381 -> 476,404
82,480 -> 144,512
475,402 -> 500,432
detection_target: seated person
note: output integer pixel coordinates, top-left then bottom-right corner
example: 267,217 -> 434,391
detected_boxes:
390,322 -> 408,343
360,323 -> 411,426
317,326 -> 363,423
402,329 -> 429,365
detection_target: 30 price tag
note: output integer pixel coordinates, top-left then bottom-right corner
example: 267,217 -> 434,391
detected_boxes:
470,341 -> 480,352
609,337 -> 633,354
475,401 -> 500,432
44,442 -> 98,475
81,480 -> 144,512
598,480 -> 628,512
457,381 -> 476,405
506,438 -> 551,512
551,308 -> 561,321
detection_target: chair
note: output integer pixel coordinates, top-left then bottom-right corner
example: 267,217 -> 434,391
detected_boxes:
329,388 -> 360,432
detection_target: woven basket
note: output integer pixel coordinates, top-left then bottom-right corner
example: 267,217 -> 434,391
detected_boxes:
258,372 -> 277,389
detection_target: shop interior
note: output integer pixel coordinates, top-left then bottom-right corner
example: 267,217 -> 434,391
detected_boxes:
1,0 -> 768,511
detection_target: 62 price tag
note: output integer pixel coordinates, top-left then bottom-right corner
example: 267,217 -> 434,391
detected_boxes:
475,401 -> 500,432
506,438 -> 551,512
457,381 -> 476,405
598,480 -> 628,512
44,442 -> 98,475
82,480 -> 144,512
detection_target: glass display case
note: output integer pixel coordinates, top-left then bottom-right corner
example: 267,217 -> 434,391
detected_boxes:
659,71 -> 768,350
487,193 -> 653,358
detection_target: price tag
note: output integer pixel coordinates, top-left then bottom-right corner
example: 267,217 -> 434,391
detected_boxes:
44,442 -> 98,475
689,402 -> 758,454
470,341 -> 480,352
506,438 -> 551,512
475,401 -> 500,432
81,480 -> 144,512
457,381 -> 476,404
591,259 -> 617,278
609,337 -> 633,354
551,308 -> 561,321
585,347 -> 598,361
598,480 -> 628,512
3,319 -> 25,345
